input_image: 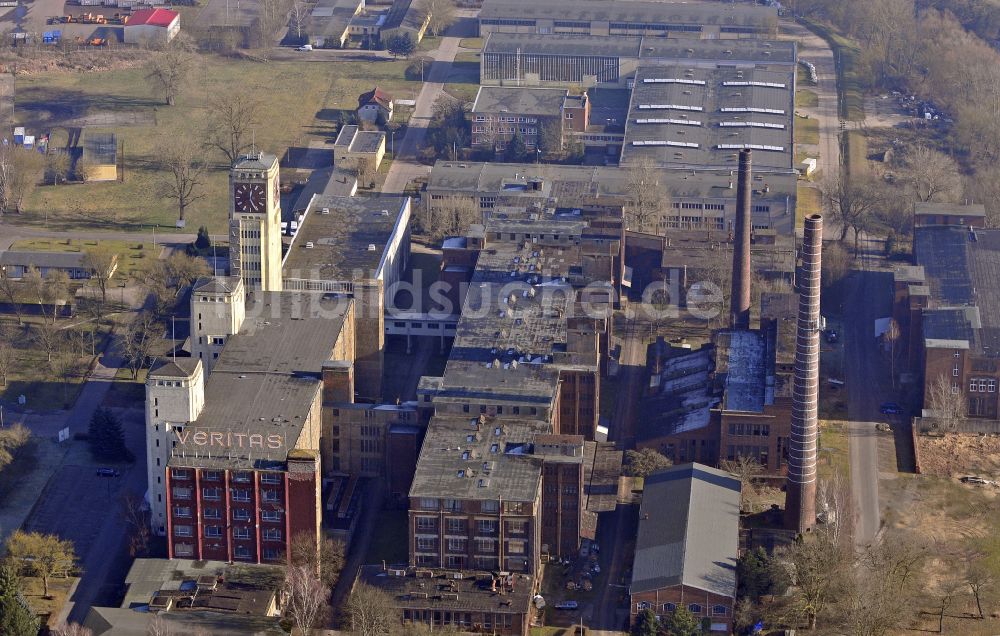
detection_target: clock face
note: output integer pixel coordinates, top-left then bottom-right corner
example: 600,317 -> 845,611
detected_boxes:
234,182 -> 266,213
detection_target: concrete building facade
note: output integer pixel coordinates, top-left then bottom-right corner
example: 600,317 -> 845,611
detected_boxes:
229,152 -> 283,291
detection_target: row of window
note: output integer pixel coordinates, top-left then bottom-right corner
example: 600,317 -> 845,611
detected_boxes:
175,525 -> 283,541
670,202 -> 727,211
969,378 -> 997,393
172,487 -> 282,503
170,469 -> 281,484
473,115 -> 539,124
174,543 -> 281,561
636,601 -> 728,616
415,537 -> 527,554
610,22 -> 702,32
415,517 -> 527,534
173,505 -> 282,522
728,423 -> 770,437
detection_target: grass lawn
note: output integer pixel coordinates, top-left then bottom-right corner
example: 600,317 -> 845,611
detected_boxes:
800,18 -> 865,121
21,576 -> 78,628
10,238 -> 159,281
818,420 -> 849,481
453,51 -> 480,65
458,37 -> 484,50
845,129 -> 869,177
796,89 -> 819,108
796,184 -> 821,229
0,438 -> 38,506
795,116 -> 819,145
16,54 -> 418,234
364,508 -> 408,565
444,83 -> 480,104
102,366 -> 147,408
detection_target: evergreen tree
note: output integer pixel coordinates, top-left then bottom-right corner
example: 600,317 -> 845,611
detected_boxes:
737,546 -> 772,602
0,564 -> 39,636
387,33 -> 415,58
631,608 -> 659,636
506,130 -> 528,162
195,226 -> 211,250
663,606 -> 702,636
87,408 -> 131,462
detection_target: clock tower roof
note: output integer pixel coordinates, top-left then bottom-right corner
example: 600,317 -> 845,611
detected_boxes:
233,151 -> 278,172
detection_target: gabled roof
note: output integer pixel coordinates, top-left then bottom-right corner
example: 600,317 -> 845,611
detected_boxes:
127,7 -> 179,27
630,463 -> 739,598
359,87 -> 393,109
192,276 -> 242,295
149,357 -> 201,379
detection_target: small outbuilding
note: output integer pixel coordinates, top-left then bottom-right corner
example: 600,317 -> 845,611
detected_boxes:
357,87 -> 394,124
124,8 -> 180,45
81,132 -> 118,182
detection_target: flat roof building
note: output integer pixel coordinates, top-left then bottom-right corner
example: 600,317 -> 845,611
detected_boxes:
478,0 -> 777,39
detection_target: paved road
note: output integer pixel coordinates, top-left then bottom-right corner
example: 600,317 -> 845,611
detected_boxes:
781,19 -> 842,178
843,263 -> 894,548
381,28 -> 466,194
592,312 -> 645,630
0,220 -> 226,251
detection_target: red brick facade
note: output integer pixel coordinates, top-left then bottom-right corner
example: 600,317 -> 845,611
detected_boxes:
630,584 -> 734,633
166,459 -> 320,564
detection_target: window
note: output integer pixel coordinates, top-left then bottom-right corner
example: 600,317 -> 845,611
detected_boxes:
507,519 -> 527,535
234,545 -> 251,559
263,528 -> 282,541
417,537 -> 436,551
476,538 -> 495,553
262,490 -> 281,503
232,471 -> 252,483
172,487 -> 192,500
477,519 -> 497,535
447,518 -> 466,534
203,487 -> 221,501
662,603 -> 676,612
637,602 -> 650,611
507,540 -> 525,555
233,508 -> 251,521
203,507 -> 221,520
260,473 -> 281,485
416,516 -> 436,531
420,498 -> 437,510
990,379 -> 997,392
203,470 -> 221,481
443,499 -> 460,512
482,500 -> 499,513
447,538 -> 467,553
711,605 -> 728,616
262,510 -> 282,522
232,489 -> 251,502
174,525 -> 192,537
174,505 -> 191,518
263,548 -> 280,560
171,468 -> 190,480
687,604 -> 702,614
204,526 -> 222,538
234,527 -> 252,540
174,543 -> 194,557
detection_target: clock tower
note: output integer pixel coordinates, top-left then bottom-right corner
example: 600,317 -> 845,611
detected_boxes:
229,152 -> 283,291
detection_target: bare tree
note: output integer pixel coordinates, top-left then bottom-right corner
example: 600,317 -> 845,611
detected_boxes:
45,151 -> 72,186
207,90 -> 263,166
776,527 -> 848,630
925,373 -> 966,432
344,582 -> 401,636
426,0 -> 456,36
290,532 -> 346,589
122,312 -> 158,380
0,146 -> 46,214
819,174 -> 884,253
816,472 -> 850,548
721,456 -> 764,513
283,564 -> 329,636
898,145 -> 962,204
52,623 -> 94,636
965,560 -> 994,619
157,134 -> 208,224
146,47 -> 194,106
0,269 -> 25,324
847,533 -> 924,636
25,268 -> 69,324
82,245 -> 120,312
624,157 -> 670,234
30,320 -> 63,365
420,197 -> 481,242
0,336 -> 15,386
147,614 -> 173,636
821,241 -> 851,291
356,156 -> 376,188
290,0 -> 308,40
624,447 -> 672,478
121,493 -> 150,557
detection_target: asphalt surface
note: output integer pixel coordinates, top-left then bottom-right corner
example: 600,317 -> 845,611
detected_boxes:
843,256 -> 894,548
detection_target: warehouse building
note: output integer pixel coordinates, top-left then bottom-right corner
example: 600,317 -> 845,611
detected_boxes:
124,7 -> 180,44
478,0 -> 776,39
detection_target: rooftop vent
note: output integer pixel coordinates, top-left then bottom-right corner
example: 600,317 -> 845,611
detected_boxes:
368,244 -> 377,251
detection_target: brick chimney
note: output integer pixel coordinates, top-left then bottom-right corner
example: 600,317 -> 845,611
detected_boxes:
785,214 -> 823,534
730,149 -> 753,330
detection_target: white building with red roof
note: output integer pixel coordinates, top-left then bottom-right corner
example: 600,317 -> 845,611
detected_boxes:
124,8 -> 180,44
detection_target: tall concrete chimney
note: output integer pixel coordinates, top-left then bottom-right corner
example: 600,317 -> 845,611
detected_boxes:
785,214 -> 823,534
730,149 -> 752,330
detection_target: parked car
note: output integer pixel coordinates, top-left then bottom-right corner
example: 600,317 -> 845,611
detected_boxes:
297,44 -> 313,51
879,402 -> 903,415
554,601 -> 579,611
96,467 -> 120,477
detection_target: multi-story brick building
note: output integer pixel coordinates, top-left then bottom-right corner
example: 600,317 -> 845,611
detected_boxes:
147,289 -> 356,564
469,86 -> 567,151
629,463 -> 739,633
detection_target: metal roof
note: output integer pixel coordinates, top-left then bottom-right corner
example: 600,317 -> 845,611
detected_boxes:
630,463 -> 739,597
479,0 -> 776,28
472,86 -> 568,116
